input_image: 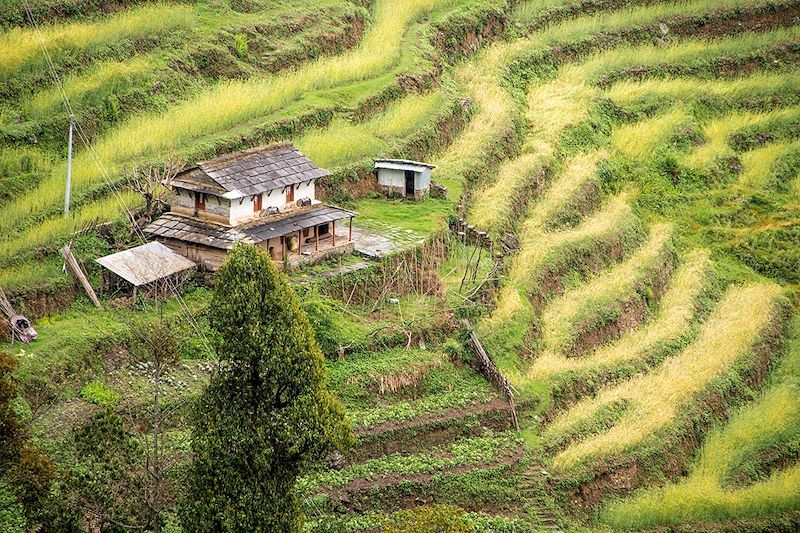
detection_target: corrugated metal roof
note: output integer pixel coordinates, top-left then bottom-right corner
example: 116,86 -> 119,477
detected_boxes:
172,142 -> 330,199
96,242 -> 196,287
374,158 -> 436,171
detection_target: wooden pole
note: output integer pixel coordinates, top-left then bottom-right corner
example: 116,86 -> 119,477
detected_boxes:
62,244 -> 102,309
349,217 -> 353,242
281,236 -> 286,259
332,220 -> 336,247
315,226 -> 319,252
297,229 -> 302,255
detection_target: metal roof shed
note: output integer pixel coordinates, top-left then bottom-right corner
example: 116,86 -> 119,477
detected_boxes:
374,159 -> 436,200
96,242 -> 196,298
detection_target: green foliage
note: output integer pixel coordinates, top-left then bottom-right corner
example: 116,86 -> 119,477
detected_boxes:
380,504 -> 473,532
301,290 -> 343,358
42,409 -> 143,532
0,481 -> 26,533
79,379 -> 121,407
181,244 -> 353,532
0,351 -> 52,527
302,433 -> 519,491
233,32 -> 249,59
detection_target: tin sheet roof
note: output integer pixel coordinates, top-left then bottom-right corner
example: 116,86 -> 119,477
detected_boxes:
96,241 -> 196,287
173,142 -> 330,198
374,158 -> 436,171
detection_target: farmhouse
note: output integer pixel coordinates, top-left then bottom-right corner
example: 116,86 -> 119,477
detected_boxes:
374,158 -> 436,200
144,142 -> 356,270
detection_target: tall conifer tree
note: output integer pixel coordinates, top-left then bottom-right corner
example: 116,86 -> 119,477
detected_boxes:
181,244 -> 352,532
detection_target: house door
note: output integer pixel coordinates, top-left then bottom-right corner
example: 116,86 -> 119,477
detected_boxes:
286,184 -> 295,204
253,193 -> 263,212
404,170 -> 415,197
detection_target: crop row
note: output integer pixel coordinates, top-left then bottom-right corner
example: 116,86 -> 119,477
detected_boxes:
545,282 -> 785,469
300,433 -> 520,492
602,317 -> 800,529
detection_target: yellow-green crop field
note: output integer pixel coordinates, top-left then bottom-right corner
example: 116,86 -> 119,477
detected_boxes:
2,0 -> 800,530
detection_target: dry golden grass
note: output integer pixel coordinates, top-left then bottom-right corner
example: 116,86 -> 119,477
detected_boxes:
521,151 -> 605,234
490,190 -> 634,329
0,0 -> 451,239
468,78 -> 596,230
538,223 -> 673,353
547,282 -> 783,469
739,141 -> 800,188
0,4 -> 193,74
528,249 -> 712,380
525,78 -> 595,140
469,153 -> 549,229
612,108 -> 693,160
602,317 -> 800,528
607,71 -> 800,112
683,107 -> 800,170
433,39 -> 532,197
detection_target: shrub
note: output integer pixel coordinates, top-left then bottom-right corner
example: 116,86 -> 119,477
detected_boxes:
233,32 -> 249,59
79,380 -> 121,407
301,292 -> 340,358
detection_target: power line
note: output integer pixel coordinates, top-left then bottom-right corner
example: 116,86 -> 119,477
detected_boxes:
21,1 -> 215,359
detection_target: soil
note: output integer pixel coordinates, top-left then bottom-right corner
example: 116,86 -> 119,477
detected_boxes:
7,284 -> 79,322
351,407 -> 509,462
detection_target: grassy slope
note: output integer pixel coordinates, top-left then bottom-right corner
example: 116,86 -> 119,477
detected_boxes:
3,0 -> 800,530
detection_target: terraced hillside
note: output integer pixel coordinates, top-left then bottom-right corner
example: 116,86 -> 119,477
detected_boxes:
2,0 -> 800,531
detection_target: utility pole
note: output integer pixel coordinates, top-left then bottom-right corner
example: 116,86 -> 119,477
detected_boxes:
64,114 -> 74,218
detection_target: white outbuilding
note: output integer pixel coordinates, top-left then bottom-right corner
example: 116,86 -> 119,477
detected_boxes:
374,159 -> 436,200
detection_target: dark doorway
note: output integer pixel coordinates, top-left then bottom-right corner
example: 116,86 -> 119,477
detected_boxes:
286,184 -> 295,204
404,170 -> 415,197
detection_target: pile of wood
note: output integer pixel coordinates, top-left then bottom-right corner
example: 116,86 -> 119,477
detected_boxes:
0,287 -> 37,343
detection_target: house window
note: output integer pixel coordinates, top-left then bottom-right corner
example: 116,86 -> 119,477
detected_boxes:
194,192 -> 205,211
303,228 -> 310,238
253,193 -> 263,212
286,184 -> 295,204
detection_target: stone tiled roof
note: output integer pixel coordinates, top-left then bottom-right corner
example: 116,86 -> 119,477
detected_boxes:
242,205 -> 356,242
144,213 -> 253,250
172,142 -> 330,199
144,205 -> 356,250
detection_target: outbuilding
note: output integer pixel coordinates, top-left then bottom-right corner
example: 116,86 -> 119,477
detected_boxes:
96,241 -> 197,299
374,159 -> 436,200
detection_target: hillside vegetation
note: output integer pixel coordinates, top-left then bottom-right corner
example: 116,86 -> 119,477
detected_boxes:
1,0 -> 800,531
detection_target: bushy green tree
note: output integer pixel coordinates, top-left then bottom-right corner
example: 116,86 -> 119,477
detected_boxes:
0,351 -> 52,531
41,410 -> 143,533
181,244 -> 353,532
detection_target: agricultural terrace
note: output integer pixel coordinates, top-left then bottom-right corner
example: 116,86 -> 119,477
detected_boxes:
2,0 -> 800,530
